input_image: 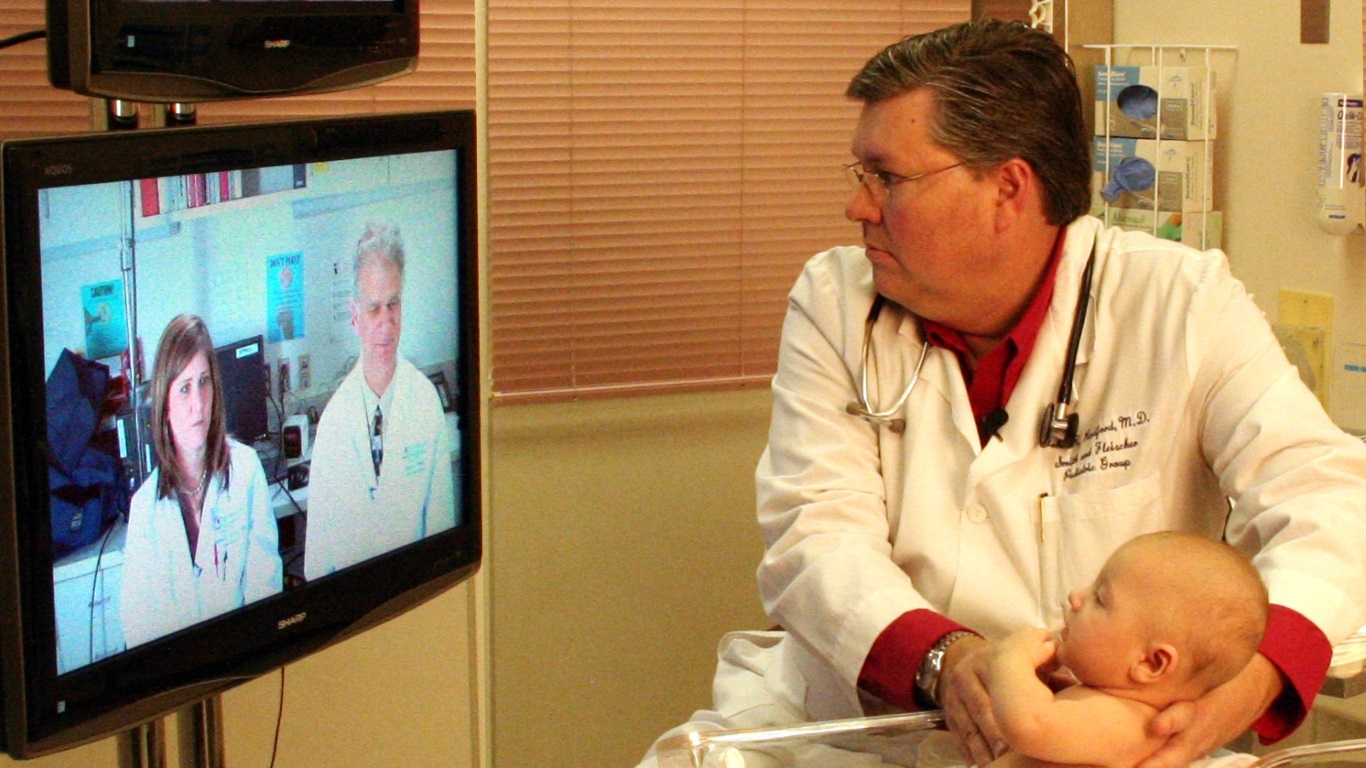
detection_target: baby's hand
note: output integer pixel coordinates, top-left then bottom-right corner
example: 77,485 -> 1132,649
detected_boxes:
998,628 -> 1057,670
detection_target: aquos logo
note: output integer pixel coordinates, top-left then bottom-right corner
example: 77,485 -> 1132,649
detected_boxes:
43,164 -> 74,177
277,611 -> 308,631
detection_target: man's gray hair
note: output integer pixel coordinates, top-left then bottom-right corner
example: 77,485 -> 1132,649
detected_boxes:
353,219 -> 406,295
845,19 -> 1091,226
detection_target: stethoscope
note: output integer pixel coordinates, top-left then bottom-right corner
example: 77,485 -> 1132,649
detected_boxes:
846,235 -> 1097,448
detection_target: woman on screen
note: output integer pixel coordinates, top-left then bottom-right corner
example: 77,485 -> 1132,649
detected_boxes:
120,314 -> 283,650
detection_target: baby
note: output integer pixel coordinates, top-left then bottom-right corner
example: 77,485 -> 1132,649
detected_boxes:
988,531 -> 1269,768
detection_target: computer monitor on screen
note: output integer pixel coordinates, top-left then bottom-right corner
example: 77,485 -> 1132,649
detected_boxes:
215,335 -> 269,445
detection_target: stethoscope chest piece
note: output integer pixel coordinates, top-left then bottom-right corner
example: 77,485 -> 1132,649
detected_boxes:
846,400 -> 907,434
1037,401 -> 1079,449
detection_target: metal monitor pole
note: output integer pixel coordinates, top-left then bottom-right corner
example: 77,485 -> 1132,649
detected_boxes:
187,695 -> 227,768
125,719 -> 167,768
97,96 -> 223,768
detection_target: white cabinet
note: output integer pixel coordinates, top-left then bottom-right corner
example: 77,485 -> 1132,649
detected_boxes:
52,520 -> 127,674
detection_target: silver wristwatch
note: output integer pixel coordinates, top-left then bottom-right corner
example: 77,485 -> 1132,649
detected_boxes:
914,630 -> 976,710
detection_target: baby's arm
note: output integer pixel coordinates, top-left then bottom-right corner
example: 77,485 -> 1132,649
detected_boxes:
990,629 -> 1158,768
990,629 -> 1070,758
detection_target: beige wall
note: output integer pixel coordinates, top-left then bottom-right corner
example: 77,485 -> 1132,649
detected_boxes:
487,390 -> 772,768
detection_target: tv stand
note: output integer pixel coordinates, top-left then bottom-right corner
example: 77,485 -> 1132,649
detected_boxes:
126,719 -> 165,768
186,695 -> 226,768
93,98 -> 222,768
95,98 -> 197,131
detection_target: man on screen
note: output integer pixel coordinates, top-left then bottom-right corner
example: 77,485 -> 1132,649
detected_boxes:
304,220 -> 456,580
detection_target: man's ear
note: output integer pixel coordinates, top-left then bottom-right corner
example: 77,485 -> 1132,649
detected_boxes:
1131,643 -> 1177,684
991,157 -> 1038,230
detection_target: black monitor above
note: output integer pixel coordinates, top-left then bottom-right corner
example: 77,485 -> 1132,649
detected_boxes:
46,0 -> 419,101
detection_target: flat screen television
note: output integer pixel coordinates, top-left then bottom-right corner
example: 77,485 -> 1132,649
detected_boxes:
46,0 -> 419,101
0,109 -> 480,758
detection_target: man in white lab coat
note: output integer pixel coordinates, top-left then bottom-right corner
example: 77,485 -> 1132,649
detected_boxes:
637,19 -> 1366,768
304,221 -> 455,580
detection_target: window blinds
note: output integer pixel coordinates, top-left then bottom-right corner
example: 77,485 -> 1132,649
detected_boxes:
0,2 -> 91,139
487,1 -> 970,401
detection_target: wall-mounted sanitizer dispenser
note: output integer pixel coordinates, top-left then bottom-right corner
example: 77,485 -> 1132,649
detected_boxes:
1318,92 -> 1366,235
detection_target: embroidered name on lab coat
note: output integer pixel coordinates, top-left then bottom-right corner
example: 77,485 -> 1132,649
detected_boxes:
1054,409 -> 1151,480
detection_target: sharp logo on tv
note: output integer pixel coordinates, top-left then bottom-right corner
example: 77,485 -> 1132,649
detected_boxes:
277,612 -> 308,631
263,39 -> 292,50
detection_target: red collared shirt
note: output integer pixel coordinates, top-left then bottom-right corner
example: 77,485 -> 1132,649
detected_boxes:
921,231 -> 1064,445
857,232 -> 1329,742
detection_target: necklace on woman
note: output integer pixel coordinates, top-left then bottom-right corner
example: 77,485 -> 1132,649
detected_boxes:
177,466 -> 208,564
180,466 -> 208,498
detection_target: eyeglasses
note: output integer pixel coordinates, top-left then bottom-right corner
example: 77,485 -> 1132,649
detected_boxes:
842,161 -> 965,202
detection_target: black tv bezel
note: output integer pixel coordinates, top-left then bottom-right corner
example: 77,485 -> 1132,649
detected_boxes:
47,0 -> 419,102
0,110 -> 481,759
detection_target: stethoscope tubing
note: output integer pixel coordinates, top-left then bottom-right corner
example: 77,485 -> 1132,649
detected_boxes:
1054,252 -> 1095,410
848,295 -> 928,422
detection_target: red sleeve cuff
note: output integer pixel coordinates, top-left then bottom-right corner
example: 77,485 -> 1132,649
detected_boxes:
858,609 -> 969,711
1252,605 -> 1333,743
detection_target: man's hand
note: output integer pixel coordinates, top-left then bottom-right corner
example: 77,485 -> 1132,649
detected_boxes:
1136,653 -> 1283,768
938,633 -> 1007,767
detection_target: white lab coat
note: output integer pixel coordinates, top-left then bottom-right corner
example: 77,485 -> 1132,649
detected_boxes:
750,215 -> 1366,722
120,440 -> 282,650
304,356 -> 455,580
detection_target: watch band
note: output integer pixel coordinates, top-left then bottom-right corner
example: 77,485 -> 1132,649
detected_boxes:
913,629 -> 976,710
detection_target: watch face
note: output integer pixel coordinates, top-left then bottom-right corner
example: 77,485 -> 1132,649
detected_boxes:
913,653 -> 941,709
916,631 -> 973,704
915,646 -> 943,693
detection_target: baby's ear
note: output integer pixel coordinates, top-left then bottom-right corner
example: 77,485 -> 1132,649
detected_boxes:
1131,643 -> 1177,684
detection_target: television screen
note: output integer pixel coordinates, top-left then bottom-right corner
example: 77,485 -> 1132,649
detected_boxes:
0,110 -> 480,757
46,0 -> 418,101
